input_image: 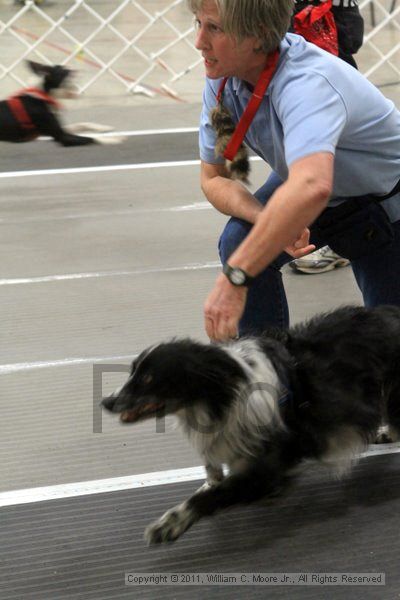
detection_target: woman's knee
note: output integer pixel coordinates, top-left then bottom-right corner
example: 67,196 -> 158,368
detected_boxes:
218,217 -> 252,262
218,172 -> 283,262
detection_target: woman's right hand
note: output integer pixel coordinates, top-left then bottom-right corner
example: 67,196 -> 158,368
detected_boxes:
284,227 -> 316,258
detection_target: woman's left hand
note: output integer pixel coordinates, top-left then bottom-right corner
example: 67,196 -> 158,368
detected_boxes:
284,227 -> 315,258
204,228 -> 315,341
204,273 -> 248,342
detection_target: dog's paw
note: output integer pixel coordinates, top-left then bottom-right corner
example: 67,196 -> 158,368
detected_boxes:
144,502 -> 195,545
375,432 -> 393,444
81,122 -> 115,133
374,424 -> 399,444
95,135 -> 126,145
66,122 -> 114,134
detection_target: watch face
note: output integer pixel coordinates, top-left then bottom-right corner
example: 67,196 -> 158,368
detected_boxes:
231,268 -> 246,285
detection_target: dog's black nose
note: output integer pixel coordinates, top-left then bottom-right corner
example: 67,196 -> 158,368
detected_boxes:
101,395 -> 116,412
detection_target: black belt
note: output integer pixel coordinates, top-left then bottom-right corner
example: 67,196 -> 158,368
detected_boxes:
329,177 -> 400,207
373,178 -> 400,202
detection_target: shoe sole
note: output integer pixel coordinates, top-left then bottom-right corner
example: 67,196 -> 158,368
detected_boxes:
289,259 -> 350,274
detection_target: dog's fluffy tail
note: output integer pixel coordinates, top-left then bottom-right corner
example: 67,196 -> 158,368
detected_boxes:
210,103 -> 250,183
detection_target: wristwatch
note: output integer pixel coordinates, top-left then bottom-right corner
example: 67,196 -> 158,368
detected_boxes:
223,262 -> 255,287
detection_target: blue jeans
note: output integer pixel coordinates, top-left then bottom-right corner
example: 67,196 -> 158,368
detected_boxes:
218,172 -> 400,335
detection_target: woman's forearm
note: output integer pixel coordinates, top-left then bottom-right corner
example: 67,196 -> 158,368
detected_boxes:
201,173 -> 264,224
201,162 -> 263,224
224,153 -> 334,276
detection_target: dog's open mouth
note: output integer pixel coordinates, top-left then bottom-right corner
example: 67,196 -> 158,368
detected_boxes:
120,401 -> 165,423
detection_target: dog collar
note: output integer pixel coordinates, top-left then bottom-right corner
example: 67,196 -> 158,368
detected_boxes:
215,49 -> 280,162
20,87 -> 62,109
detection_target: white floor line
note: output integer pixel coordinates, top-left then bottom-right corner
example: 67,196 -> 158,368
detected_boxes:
0,156 -> 261,179
1,444 -> 399,508
0,202 -> 211,225
39,127 -> 199,141
0,260 -> 220,287
0,353 -> 136,375
0,467 -> 206,508
0,160 -> 200,179
0,260 -> 219,375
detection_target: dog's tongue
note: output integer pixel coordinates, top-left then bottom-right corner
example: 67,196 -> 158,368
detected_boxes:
120,409 -> 139,423
120,402 -> 163,423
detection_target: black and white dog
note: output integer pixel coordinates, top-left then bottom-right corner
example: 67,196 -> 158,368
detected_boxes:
102,305 -> 400,545
0,60 -> 123,146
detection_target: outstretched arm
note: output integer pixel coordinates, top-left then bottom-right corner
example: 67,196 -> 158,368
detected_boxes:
203,152 -> 334,341
225,152 -> 333,276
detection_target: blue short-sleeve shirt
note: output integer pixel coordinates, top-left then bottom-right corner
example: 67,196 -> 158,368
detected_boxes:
199,33 -> 400,217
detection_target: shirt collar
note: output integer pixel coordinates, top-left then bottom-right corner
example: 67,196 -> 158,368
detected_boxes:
230,34 -> 292,97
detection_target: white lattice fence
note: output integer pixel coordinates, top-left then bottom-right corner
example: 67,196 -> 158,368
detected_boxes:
0,0 -> 201,98
360,0 -> 400,81
0,0 -> 399,99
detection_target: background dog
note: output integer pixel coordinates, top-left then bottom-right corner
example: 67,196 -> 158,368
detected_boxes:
0,60 -> 123,146
102,305 -> 400,545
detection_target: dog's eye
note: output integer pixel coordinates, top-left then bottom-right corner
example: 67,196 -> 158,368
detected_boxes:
143,374 -> 153,385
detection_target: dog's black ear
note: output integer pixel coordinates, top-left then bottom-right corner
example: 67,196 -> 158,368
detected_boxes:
26,60 -> 53,76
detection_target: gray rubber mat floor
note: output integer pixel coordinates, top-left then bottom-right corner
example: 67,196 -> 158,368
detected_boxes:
1,131 -> 200,173
1,453 -> 399,600
2,100 -> 399,599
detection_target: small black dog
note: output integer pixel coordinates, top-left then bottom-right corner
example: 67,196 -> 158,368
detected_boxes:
0,60 -> 123,146
102,305 -> 400,544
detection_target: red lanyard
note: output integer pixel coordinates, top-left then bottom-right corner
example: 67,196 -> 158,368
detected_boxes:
216,49 -> 280,161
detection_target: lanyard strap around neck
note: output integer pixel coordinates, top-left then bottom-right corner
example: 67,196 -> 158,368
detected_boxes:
216,49 -> 280,162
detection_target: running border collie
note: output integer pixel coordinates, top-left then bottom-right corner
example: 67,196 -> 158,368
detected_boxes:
102,305 -> 400,545
0,61 -> 123,146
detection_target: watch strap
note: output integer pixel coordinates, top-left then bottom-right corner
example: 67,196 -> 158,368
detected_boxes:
223,262 -> 255,287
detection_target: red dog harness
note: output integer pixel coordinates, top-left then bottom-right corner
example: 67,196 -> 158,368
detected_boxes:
6,88 -> 61,140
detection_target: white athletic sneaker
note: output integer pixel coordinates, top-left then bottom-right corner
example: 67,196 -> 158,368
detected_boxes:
289,246 -> 350,274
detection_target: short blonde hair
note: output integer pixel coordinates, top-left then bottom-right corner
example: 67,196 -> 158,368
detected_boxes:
187,0 -> 294,54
